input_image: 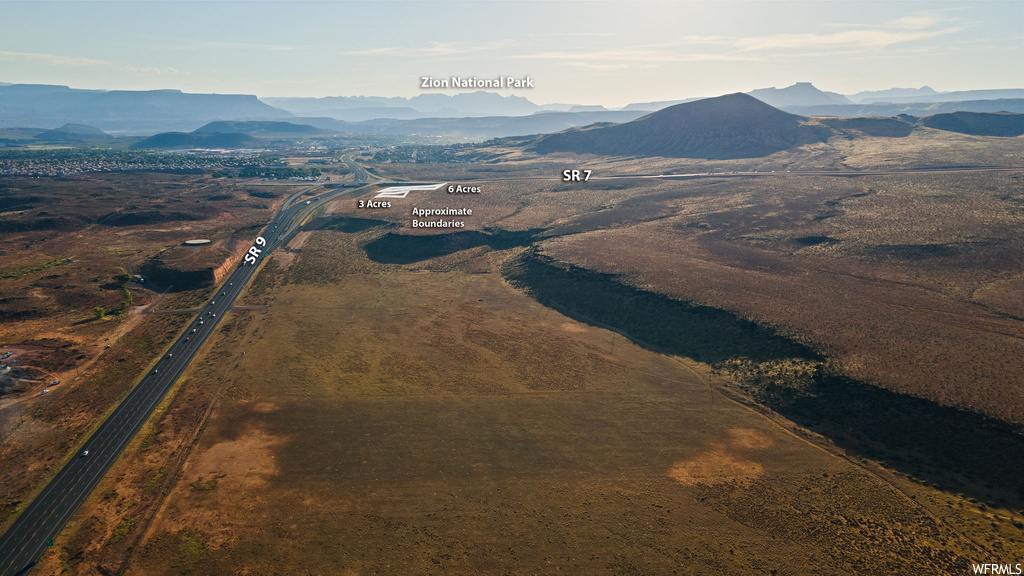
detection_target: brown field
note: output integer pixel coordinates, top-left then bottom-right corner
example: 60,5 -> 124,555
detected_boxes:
39,223 -> 1024,575
0,172 -> 307,532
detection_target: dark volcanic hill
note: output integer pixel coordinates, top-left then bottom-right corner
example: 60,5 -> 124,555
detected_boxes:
918,111 -> 1024,137
531,93 -> 829,159
36,123 -> 111,142
194,120 -> 330,136
132,120 -> 333,149
131,132 -> 259,150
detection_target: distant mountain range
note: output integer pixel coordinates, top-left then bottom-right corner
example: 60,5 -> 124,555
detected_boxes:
859,88 -> 1024,104
1,82 -> 1023,141
782,99 -> 1024,117
625,83 -> 1024,114
0,84 -> 291,134
3,100 -> 1021,154
747,82 -> 852,107
263,91 -> 545,120
620,83 -> 852,112
848,86 -> 940,103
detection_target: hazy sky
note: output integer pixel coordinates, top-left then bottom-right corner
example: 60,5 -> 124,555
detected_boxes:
0,1 -> 1021,106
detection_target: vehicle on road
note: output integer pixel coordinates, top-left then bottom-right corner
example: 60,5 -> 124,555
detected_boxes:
192,329 -> 197,333
166,353 -> 173,359
80,450 -> 88,457
40,389 -> 49,395
153,369 -> 158,374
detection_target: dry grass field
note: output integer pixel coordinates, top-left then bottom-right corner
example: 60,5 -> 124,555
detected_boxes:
39,223 -> 1024,575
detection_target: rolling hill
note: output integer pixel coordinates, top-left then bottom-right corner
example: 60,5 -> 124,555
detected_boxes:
35,124 -> 111,142
193,120 -> 332,136
131,120 -> 333,149
130,132 -> 259,150
918,111 -> 1024,137
293,110 -> 650,141
531,93 -> 829,159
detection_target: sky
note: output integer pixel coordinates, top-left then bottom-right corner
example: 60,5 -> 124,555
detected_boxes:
0,1 -> 1021,106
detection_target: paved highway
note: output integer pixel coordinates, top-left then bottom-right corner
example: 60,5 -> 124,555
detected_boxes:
0,176 -> 367,576
342,153 -> 373,184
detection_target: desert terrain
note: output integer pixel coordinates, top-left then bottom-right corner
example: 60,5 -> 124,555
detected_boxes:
5,127 -> 1024,575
